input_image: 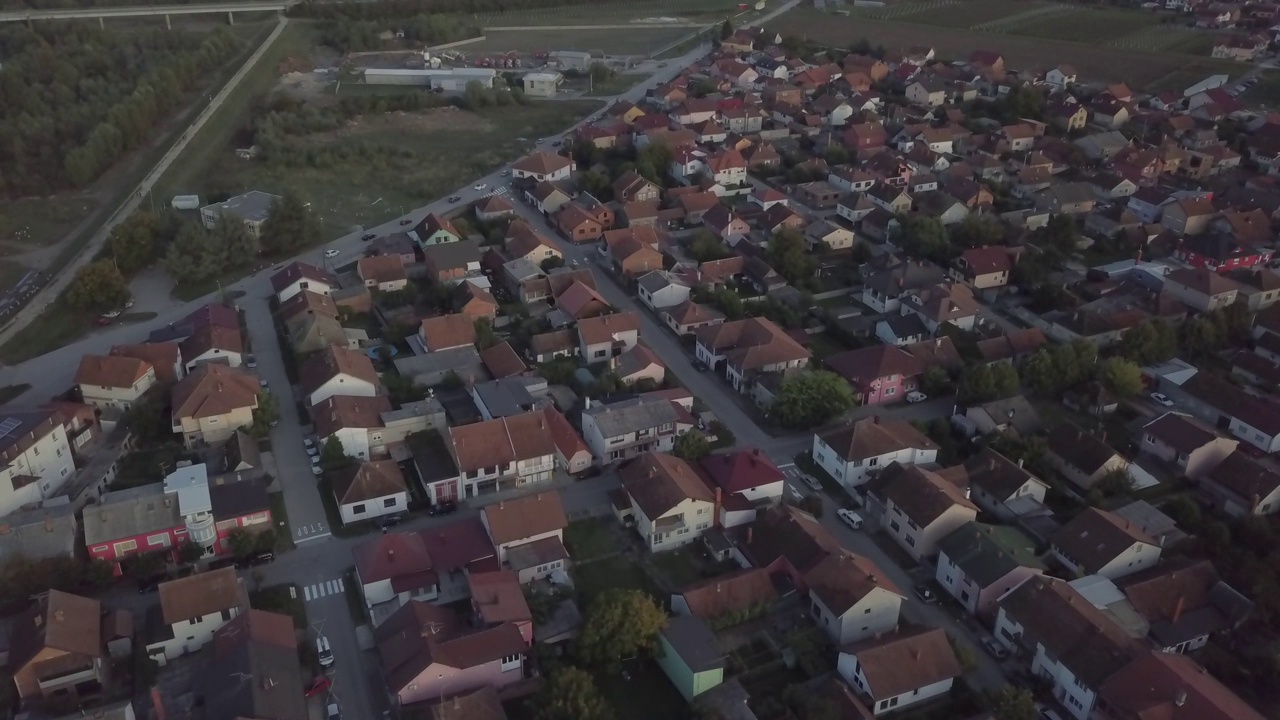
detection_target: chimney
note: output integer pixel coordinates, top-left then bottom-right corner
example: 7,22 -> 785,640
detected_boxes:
387,548 -> 395,560
152,687 -> 168,720
43,515 -> 52,532
1017,458 -> 1024,469
746,527 -> 754,544
1172,595 -> 1186,624
1175,690 -> 1187,707
713,487 -> 723,530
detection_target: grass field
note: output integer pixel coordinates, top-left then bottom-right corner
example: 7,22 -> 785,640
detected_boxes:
1243,71 -> 1280,108
463,0 -> 743,26
462,27 -> 693,55
770,6 -> 1243,89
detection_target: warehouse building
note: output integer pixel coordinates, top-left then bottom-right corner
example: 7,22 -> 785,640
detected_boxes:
522,72 -> 564,98
363,67 -> 498,91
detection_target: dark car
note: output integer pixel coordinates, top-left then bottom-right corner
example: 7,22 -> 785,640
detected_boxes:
361,233 -> 376,241
237,550 -> 275,568
429,501 -> 458,516
136,575 -> 164,594
400,218 -> 413,226
448,195 -> 462,203
378,515 -> 405,531
914,584 -> 938,603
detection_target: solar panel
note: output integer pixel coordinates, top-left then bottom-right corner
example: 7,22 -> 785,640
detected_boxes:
0,418 -> 20,438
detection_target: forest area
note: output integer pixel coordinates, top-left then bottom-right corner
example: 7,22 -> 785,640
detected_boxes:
0,23 -> 243,198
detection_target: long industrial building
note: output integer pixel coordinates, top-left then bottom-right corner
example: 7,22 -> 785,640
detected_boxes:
362,67 -> 498,91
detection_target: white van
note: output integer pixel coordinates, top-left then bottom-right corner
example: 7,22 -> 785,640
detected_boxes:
837,509 -> 863,530
317,636 -> 334,667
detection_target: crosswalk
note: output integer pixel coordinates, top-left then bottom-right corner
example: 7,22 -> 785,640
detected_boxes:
303,578 -> 346,602
481,185 -> 509,199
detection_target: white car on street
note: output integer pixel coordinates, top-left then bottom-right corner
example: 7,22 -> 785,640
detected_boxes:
304,438 -> 317,456
906,391 -> 928,403
837,508 -> 863,530
473,183 -> 487,191
1150,392 -> 1174,407
323,249 -> 339,258
798,472 -> 822,492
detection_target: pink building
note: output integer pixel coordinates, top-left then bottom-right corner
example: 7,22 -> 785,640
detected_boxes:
824,345 -> 924,405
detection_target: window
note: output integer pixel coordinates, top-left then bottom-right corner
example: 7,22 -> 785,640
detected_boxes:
697,508 -> 708,515
383,498 -> 397,508
905,536 -> 916,547
113,540 -> 137,554
863,607 -> 871,614
352,503 -> 366,514
889,520 -> 900,532
148,534 -> 170,547
885,387 -> 896,396
850,459 -> 863,467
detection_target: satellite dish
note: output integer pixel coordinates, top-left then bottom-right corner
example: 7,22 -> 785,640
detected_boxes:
755,0 -> 765,9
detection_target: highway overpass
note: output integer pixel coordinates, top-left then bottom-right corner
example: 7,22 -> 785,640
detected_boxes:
0,1 -> 293,24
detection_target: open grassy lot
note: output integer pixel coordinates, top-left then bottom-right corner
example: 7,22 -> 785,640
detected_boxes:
462,27 -> 693,55
1011,8 -> 1165,44
0,196 -> 97,256
464,0 -> 741,26
769,7 -> 1242,89
1242,71 -> 1280,109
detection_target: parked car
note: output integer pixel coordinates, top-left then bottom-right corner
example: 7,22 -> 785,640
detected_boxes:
501,169 -> 511,176
1149,392 -> 1174,407
837,508 -> 863,530
799,472 -> 822,492
323,249 -> 339,258
400,218 -> 412,226
259,378 -> 269,389
305,676 -> 332,698
906,391 -> 928,403
1035,704 -> 1065,720
311,456 -> 322,476
245,354 -> 257,369
914,584 -> 938,603
378,515 -> 404,531
304,438 -> 317,456
237,550 -> 275,568
981,636 -> 1008,659
361,233 -> 376,242
317,636 -> 334,667
473,183 -> 487,191
326,703 -> 341,720
448,195 -> 462,203
429,501 -> 458,516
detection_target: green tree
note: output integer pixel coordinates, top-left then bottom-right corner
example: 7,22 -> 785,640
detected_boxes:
770,370 -> 855,429
320,436 -> 353,470
1178,315 -> 1224,360
896,214 -> 951,263
177,540 -> 204,565
578,169 -> 610,198
1098,357 -> 1143,398
958,363 -> 1019,404
689,230 -> 731,262
463,79 -> 492,109
992,686 -> 1037,720
540,256 -> 566,272
921,366 -> 952,397
533,667 -> 614,720
227,529 -> 257,559
212,214 -> 258,262
720,18 -> 733,41
709,420 -> 736,449
950,214 -> 1005,249
474,318 -> 500,350
588,61 -> 615,86
66,259 -> 131,312
1116,320 -> 1177,365
251,391 -> 278,438
108,210 -> 159,275
259,193 -> 321,255
576,588 -> 667,672
767,228 -> 816,285
674,430 -> 711,462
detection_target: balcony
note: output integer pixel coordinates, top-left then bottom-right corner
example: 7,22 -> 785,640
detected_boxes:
184,512 -> 217,547
37,665 -> 98,691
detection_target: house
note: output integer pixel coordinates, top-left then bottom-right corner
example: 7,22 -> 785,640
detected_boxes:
1118,558 -> 1252,653
300,345 -> 380,407
837,627 -> 961,716
110,341 -> 184,383
611,344 -> 664,386
468,570 -> 533,645
199,190 -> 279,237
870,464 -> 978,561
511,151 -> 573,183
1162,267 -> 1239,311
481,491 -> 569,583
812,417 -> 938,490
377,601 -> 527,707
1045,64 -> 1077,89
418,314 -> 477,353
613,170 -> 661,204
353,518 -> 497,609
1178,234 -> 1271,273
701,204 -> 751,244
577,311 -> 640,362
670,567 -> 778,624
199,610 -> 308,720
0,502 -> 78,562
936,522 -> 1044,618
1139,412 -> 1237,479
480,342 -> 527,380
663,300 -> 725,336
0,410 -> 75,517
1045,422 -> 1129,491
421,687 -> 508,720
454,281 -> 498,323
804,550 -> 903,645
1162,196 -> 1216,235
601,226 -> 664,278
581,395 -> 678,464
145,567 -> 247,665
526,181 -> 573,215
962,395 -> 1044,437
1100,651 -> 1266,720
994,577 -> 1138,720
805,220 -> 854,251
614,452 -> 714,552
963,448 -> 1050,520
74,355 -> 157,412
1199,449 -> 1280,516
1050,507 -> 1162,580
693,317 -> 811,392
975,328 -> 1049,365
862,260 -> 945,313
179,323 -> 244,372
358,254 -> 408,292
543,406 -> 592,475
8,590 -> 105,704
899,283 -> 980,334
422,239 -> 482,284
527,330 -> 576,363
824,345 -> 924,406
906,78 -> 948,107
331,460 -> 409,525
698,447 -> 785,527
557,201 -> 608,243
950,246 -> 1017,290
444,411 -> 556,497
656,615 -> 725,702
475,195 -> 515,222
269,262 -> 336,303
637,271 -> 691,311
313,394 -> 394,461
170,364 -> 260,448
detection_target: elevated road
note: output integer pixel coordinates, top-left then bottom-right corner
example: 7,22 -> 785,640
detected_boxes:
0,1 -> 291,22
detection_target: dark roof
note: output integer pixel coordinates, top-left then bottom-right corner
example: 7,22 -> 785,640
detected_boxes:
804,550 -> 900,614
619,452 -> 715,519
1046,422 -> 1121,474
209,478 -> 270,520
202,610 -> 307,720
269,262 -> 335,295
825,345 -> 924,386
742,505 -> 841,575
936,522 -> 1044,587
377,602 -> 526,694
1051,508 -> 1158,574
841,627 -> 961,701
880,464 -> 976,527
819,417 -> 936,462
660,615 -> 725,673
1142,412 -> 1221,453
963,448 -> 1044,501
1100,651 -> 1266,720
674,567 -> 778,621
1203,449 -> 1280,504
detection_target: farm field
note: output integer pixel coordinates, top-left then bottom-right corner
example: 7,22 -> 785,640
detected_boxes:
769,7 -> 1243,90
461,27 -> 694,55
462,0 -> 748,27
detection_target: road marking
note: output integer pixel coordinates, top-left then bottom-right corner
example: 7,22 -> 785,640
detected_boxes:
297,531 -> 332,545
304,578 -> 346,602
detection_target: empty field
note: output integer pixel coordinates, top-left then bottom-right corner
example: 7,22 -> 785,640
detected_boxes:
466,0 -> 741,26
462,27 -> 695,55
1011,9 -> 1163,43
770,7 -> 1242,89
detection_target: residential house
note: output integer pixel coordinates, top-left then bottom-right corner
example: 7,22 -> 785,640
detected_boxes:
861,260 -> 945,313
698,447 -> 785,527
180,324 -> 244,372
454,281 -> 498,323
701,204 -> 751,245
299,345 -> 380,407
670,567 -> 778,624
526,181 -> 573,216
611,344 -> 664,386
963,448 -> 1050,521
170,365 -> 260,448
1099,650 -> 1266,720
110,342 -> 184,383
825,345 -> 924,406
1118,558 -> 1252,654
577,311 -> 640,362
0,502 -> 78,562
511,151 -> 574,183
613,170 -> 661,204
975,328 -> 1049,365
1178,234 -> 1271,272
74,355 -> 157,412
866,184 -> 911,214
480,491 -> 568,583
418,314 -> 477,353
467,570 -> 533,646
543,406 -> 592,475
199,190 -> 279,237
1050,507 -> 1162,580
445,411 -> 556,497
656,615 -> 726,702
961,395 -> 1044,437
331,460 -> 409,525
601,226 -> 664,278
950,246 -> 1017,291
8,590 -> 105,704
1200,449 -> 1280,516
811,417 -> 938,490
145,567 -> 247,665
993,577 -> 1138,720
270,262 -> 336,303
869,464 -> 978,561
663,300 -> 725,336
805,220 -> 854,251
898,283 -> 981,334
198,610 -> 308,720
475,195 -> 515,222
637,271 -> 692,311
1045,422 -> 1129,491
312,394 -> 395,461
581,396 -> 678,464
837,627 -> 961,716
422,240 -> 482,284
906,78 -> 948,107
615,452 -> 715,552
1162,196 -> 1216,235
693,317 -> 811,393
1162,267 -> 1240,311
1139,412 -> 1237,479
804,550 -> 903,645
358,255 -> 409,292
935,522 -> 1044,618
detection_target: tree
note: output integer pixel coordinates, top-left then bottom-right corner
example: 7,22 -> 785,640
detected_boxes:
576,588 -> 666,672
1098,357 -> 1143,398
958,363 -> 1019,404
463,79 -> 492,109
921,366 -> 952,397
709,420 -> 735,449
474,318 -> 500,350
720,18 -> 733,41
992,686 -> 1037,720
320,436 -> 352,470
1096,468 -> 1135,498
227,529 -> 257,559
950,214 -> 1005,249
1178,314 -> 1224,360
541,256 -> 566,272
251,391 -> 278,438
770,370 -> 856,430
896,214 -> 950,263
66,259 -> 130,312
674,430 -> 711,462
578,169 -> 610,198
259,193 -> 321,254
767,228 -> 816,285
533,667 -> 613,720
588,61 -> 615,87
177,540 -> 204,565
689,230 -> 731,262
108,210 -> 159,275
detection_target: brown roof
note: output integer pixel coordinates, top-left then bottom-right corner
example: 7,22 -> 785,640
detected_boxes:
512,151 -> 573,177
543,406 -> 589,461
480,342 -> 527,379
1142,412 -> 1221,453
482,491 -> 567,546
530,329 -> 575,355
313,394 -> 392,439
842,627 -> 960,701
805,550 -> 900,614
666,300 -> 722,326
825,345 -> 924,386
11,590 -> 103,664
419,314 -> 477,352
276,289 -> 338,323
819,417 -> 936,462
1046,422 -> 1121,475
75,354 -> 152,389
556,281 -> 610,319
332,460 -> 407,504
999,576 -> 1137,686
505,226 -> 559,260
694,317 -> 810,371
180,323 -> 244,361
378,602 -> 526,693
449,411 -> 555,473
110,342 -> 182,383
577,311 -> 640,347
1051,508 -> 1158,574
504,410 -> 557,463
158,566 -> 247,624
270,262 -> 336,295
963,448 -> 1044,501
352,532 -> 433,584
1203,449 -> 1280,504
468,570 -> 532,626
742,505 -> 841,574
428,686 -> 509,720
358,254 -> 408,284
1118,558 -> 1222,623
676,567 -> 778,621
1100,650 -> 1265,720
1165,267 -> 1239,297
880,464 -> 977,527
619,451 -> 715,519
171,364 -> 260,420
418,212 -> 460,240
299,345 -> 379,399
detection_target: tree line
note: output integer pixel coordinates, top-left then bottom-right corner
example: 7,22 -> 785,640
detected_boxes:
0,24 -> 242,197
290,0 -> 658,21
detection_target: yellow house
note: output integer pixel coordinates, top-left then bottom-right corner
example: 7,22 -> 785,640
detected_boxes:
171,364 -> 260,448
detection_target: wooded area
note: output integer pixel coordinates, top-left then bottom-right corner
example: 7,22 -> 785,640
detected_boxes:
0,24 -> 242,197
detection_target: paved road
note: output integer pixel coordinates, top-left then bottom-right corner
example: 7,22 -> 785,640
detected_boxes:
0,17 -> 291,350
0,0 -> 291,22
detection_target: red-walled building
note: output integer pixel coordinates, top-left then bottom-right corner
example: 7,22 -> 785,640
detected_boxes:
1176,235 -> 1272,272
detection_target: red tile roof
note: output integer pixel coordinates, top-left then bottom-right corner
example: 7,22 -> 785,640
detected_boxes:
699,447 -> 785,494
